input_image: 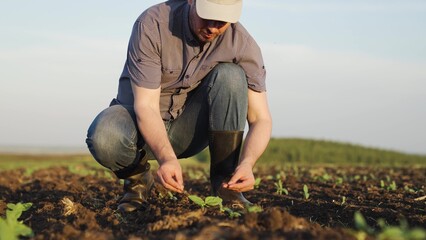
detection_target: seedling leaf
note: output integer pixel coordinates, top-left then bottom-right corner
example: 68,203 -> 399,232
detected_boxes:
188,195 -> 205,206
246,205 -> 263,213
205,196 -> 222,207
6,203 -> 33,221
254,177 -> 262,189
303,184 -> 310,199
0,202 -> 34,240
12,224 -> 33,237
354,211 -> 374,235
223,207 -> 241,218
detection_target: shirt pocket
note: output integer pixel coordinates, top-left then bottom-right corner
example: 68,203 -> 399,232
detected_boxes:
161,68 -> 182,89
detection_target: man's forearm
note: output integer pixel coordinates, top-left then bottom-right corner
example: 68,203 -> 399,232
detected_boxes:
222,119 -> 271,192
135,106 -> 177,164
239,120 -> 272,168
131,85 -> 183,192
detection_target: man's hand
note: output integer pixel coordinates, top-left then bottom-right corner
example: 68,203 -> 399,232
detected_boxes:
156,159 -> 184,193
131,84 -> 184,193
222,89 -> 272,193
222,162 -> 255,192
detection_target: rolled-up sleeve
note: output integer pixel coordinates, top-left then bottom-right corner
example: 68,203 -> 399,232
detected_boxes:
239,37 -> 267,92
126,17 -> 162,89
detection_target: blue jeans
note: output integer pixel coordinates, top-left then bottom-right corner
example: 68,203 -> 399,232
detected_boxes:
86,63 -> 248,172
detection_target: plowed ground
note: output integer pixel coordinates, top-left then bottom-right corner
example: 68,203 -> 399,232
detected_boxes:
0,164 -> 424,239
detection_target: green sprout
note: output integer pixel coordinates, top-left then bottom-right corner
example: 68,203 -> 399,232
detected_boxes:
354,211 -> 375,235
303,184 -> 310,200
380,179 -> 397,191
0,202 -> 34,240
352,212 -> 426,240
188,195 -> 223,211
274,179 -> 288,195
188,195 -> 206,209
335,177 -> 344,185
380,180 -> 385,188
341,196 -> 347,205
275,179 -> 282,194
223,207 -> 242,218
404,185 -> 416,193
246,205 -> 263,213
320,173 -> 332,182
254,177 -> 262,189
388,181 -> 397,191
385,175 -> 391,182
167,191 -> 178,201
265,175 -> 274,180
377,219 -> 426,240
275,173 -> 281,180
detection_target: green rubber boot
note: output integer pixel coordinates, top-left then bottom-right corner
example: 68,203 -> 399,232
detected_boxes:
113,151 -> 154,213
209,130 -> 251,205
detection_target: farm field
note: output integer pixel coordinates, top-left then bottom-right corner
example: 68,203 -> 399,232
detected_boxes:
1,158 -> 425,240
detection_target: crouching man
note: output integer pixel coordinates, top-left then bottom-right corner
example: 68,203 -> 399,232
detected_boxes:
86,0 -> 272,212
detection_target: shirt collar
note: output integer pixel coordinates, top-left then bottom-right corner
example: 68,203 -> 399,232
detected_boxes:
183,4 -> 199,46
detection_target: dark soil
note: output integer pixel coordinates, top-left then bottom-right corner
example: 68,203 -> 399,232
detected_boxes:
0,164 -> 424,239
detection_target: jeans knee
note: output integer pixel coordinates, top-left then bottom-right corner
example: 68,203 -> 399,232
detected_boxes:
205,63 -> 248,131
86,105 -> 139,171
209,63 -> 248,95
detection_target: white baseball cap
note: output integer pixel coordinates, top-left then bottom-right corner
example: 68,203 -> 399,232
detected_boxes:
196,0 -> 243,23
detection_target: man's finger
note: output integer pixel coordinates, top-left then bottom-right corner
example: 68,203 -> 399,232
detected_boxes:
157,171 -> 182,193
225,182 -> 254,192
163,173 -> 184,193
162,178 -> 183,193
175,171 -> 184,190
227,178 -> 254,191
239,185 -> 255,192
227,172 -> 242,185
163,182 -> 182,192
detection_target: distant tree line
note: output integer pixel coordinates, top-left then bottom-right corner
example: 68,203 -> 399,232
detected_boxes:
257,138 -> 426,166
194,138 -> 426,166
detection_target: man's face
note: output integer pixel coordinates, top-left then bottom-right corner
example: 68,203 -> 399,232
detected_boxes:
188,0 -> 231,43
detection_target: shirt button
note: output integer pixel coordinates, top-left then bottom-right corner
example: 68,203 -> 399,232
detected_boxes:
185,75 -> 190,79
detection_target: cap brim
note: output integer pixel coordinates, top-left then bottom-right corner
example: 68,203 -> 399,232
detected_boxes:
196,0 -> 242,23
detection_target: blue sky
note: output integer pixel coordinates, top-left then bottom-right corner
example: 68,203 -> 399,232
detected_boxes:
1,0 -> 425,154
